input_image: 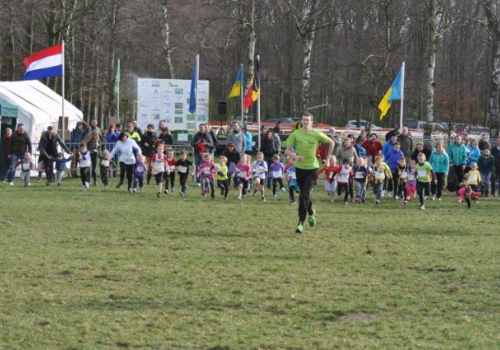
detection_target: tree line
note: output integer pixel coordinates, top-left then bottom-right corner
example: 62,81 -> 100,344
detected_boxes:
1,0 -> 500,135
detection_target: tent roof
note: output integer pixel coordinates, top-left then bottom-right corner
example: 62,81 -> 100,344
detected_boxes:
0,96 -> 18,118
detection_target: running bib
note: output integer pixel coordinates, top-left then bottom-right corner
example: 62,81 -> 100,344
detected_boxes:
272,171 -> 282,178
329,172 -> 335,179
80,159 -> 91,168
408,173 -> 415,181
239,171 -> 247,178
153,161 -> 164,173
289,172 -> 296,180
375,171 -> 384,180
338,174 -> 349,183
204,167 -> 211,174
399,171 -> 407,179
178,166 -> 187,173
418,170 -> 427,178
169,165 -> 175,172
468,174 -> 477,182
101,159 -> 110,167
355,171 -> 365,179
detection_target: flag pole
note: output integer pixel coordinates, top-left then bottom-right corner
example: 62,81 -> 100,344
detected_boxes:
240,63 -> 244,126
399,61 -> 405,131
61,40 -> 65,141
195,54 -> 199,133
116,58 -> 120,123
257,55 -> 261,151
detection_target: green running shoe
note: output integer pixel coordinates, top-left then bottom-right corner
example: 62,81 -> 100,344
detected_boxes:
295,223 -> 304,234
308,209 -> 316,227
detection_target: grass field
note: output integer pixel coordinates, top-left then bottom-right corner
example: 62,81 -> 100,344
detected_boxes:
1,177 -> 499,349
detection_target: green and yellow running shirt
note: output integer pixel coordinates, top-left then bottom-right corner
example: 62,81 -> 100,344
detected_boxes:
214,163 -> 228,181
415,162 -> 433,182
286,128 -> 330,170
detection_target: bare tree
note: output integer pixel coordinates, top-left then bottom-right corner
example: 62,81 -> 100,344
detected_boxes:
484,0 -> 500,137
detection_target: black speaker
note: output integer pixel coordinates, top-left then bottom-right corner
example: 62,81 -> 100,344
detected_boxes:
218,101 -> 227,115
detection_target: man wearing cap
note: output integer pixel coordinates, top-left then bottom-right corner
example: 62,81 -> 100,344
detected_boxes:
6,123 -> 32,186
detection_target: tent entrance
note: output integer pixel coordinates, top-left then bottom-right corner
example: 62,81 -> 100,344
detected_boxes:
0,117 -> 17,175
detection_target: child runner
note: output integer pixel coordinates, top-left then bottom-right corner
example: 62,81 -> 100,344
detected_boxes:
100,150 -> 114,188
53,152 -> 72,186
133,154 -> 147,193
407,160 -> 417,200
235,155 -> 252,199
197,153 -> 217,199
285,156 -> 300,204
252,152 -> 268,201
175,150 -> 193,197
396,157 -> 409,204
458,182 -> 481,209
353,157 -> 370,203
15,152 -> 34,187
151,143 -> 167,198
164,148 -> 177,194
336,158 -> 353,205
78,144 -> 91,191
317,155 -> 340,203
465,162 -> 481,192
269,154 -> 286,198
215,155 -> 229,200
285,112 -> 335,233
415,153 -> 433,210
372,155 -> 392,204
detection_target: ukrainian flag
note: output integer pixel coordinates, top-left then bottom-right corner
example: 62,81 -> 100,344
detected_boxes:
229,66 -> 243,98
378,66 -> 403,120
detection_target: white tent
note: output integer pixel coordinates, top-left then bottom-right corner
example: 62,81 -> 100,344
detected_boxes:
0,80 -> 83,143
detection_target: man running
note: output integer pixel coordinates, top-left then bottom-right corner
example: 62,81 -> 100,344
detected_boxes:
285,112 -> 335,234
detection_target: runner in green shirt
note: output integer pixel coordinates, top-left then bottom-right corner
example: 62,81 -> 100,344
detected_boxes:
285,112 -> 335,234
415,152 -> 434,210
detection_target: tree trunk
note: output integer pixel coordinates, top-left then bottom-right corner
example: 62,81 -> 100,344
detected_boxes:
485,0 -> 500,137
301,36 -> 314,111
161,0 -> 175,78
426,0 -> 438,122
245,0 -> 257,91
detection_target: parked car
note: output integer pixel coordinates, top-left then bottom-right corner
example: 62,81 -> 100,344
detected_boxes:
345,120 -> 381,130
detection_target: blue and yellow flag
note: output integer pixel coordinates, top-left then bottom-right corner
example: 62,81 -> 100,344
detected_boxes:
378,67 -> 403,120
229,66 -> 243,98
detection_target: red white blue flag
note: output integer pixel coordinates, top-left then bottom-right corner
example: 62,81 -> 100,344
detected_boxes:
22,43 -> 63,80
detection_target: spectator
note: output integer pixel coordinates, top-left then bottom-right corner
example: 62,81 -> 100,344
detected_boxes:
491,138 -> 500,196
227,122 -> 246,154
382,134 -> 397,159
82,130 -> 101,185
6,123 -> 32,186
115,123 -> 123,134
355,130 -> 367,145
157,127 -> 173,146
362,133 -> 383,166
336,138 -> 359,165
411,141 -> 432,162
38,126 -> 72,186
83,118 -> 101,139
1,127 -> 12,182
260,130 -> 279,188
157,120 -> 166,135
327,128 -> 342,155
206,124 -> 218,156
447,136 -> 468,186
125,122 -> 142,143
132,120 -> 143,137
70,122 -> 85,147
141,124 -> 157,185
397,127 -> 413,161
478,133 -> 491,151
105,124 -> 119,152
191,124 -> 214,185
385,127 -> 399,141
243,127 -> 253,154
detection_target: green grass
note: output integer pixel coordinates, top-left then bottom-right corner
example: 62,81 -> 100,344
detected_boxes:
1,177 -> 499,349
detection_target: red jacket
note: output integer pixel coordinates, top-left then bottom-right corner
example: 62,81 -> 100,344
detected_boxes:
362,140 -> 383,158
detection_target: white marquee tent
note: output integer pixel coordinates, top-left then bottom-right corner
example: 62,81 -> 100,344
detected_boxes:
0,80 -> 83,143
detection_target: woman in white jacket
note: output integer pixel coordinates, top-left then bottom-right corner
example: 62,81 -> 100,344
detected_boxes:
109,133 -> 142,191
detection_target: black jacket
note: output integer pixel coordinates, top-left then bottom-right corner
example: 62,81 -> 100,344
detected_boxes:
191,132 -> 214,154
411,145 -> 432,162
158,133 -> 173,146
39,133 -> 70,158
141,132 -> 157,156
260,138 -> 278,158
222,148 -> 241,165
9,131 -> 32,156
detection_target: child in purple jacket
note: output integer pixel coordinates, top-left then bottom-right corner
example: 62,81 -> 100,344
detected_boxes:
269,154 -> 286,198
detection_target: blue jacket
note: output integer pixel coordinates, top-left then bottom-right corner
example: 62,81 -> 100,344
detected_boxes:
466,145 -> 480,166
382,140 -> 394,159
429,151 -> 450,173
385,149 -> 404,172
245,132 -> 253,152
447,142 -> 468,166
70,122 -> 84,146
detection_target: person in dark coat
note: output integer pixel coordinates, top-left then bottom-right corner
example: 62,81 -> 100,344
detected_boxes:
411,141 -> 432,162
39,126 -> 72,185
6,123 -> 32,186
260,130 -> 279,188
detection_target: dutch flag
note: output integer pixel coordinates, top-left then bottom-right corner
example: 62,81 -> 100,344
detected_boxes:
22,43 -> 64,81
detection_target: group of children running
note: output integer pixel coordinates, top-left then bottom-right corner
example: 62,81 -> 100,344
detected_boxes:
11,140 -> 482,210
